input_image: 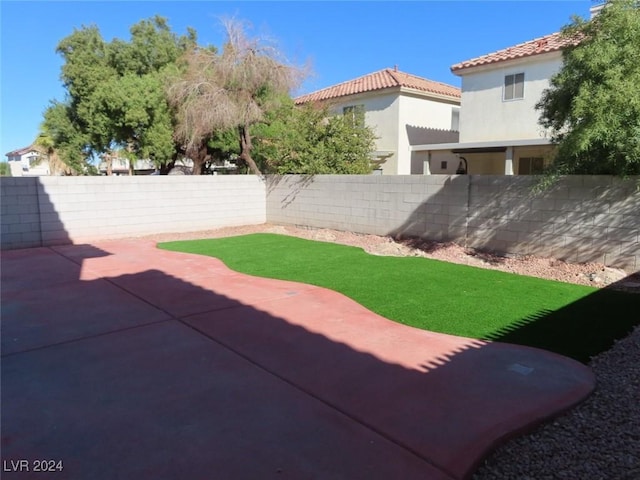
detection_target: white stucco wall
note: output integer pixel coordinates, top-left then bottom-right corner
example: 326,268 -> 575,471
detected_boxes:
458,52 -> 563,143
8,161 -> 24,177
7,152 -> 50,177
327,89 -> 460,175
411,151 -> 461,175
396,93 -> 459,174
328,91 -> 400,174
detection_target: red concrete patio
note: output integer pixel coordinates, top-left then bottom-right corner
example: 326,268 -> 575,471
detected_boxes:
1,239 -> 594,479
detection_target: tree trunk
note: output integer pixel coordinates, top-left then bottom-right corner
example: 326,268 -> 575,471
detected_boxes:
238,125 -> 262,175
126,142 -> 135,176
105,151 -> 113,176
159,159 -> 176,175
188,143 -> 209,175
192,157 -> 204,175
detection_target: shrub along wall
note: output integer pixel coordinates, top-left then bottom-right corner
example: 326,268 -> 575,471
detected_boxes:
266,175 -> 639,272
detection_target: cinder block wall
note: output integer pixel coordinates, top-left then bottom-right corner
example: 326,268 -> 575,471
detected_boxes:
465,176 -> 639,270
3,174 -> 637,271
1,178 -> 43,249
266,175 -> 469,242
1,176 -> 265,248
266,175 -> 639,271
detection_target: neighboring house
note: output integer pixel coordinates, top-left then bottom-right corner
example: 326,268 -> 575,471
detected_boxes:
98,157 -> 157,175
96,157 -> 239,175
412,31 -> 579,175
5,146 -> 50,176
295,67 -> 461,175
166,158 -> 238,175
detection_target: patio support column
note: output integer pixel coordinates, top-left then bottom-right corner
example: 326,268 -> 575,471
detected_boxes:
423,151 -> 432,175
505,147 -> 514,175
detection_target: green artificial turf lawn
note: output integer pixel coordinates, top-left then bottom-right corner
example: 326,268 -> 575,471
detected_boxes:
159,234 -> 639,363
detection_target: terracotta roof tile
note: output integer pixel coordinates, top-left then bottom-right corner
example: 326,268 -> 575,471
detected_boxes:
451,32 -> 579,73
295,68 -> 461,104
5,145 -> 37,157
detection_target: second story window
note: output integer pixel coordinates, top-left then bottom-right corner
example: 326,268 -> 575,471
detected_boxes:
451,107 -> 460,131
504,73 -> 525,101
343,105 -> 365,128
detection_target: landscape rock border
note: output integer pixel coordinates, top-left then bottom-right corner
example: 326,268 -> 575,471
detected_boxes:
143,223 -> 639,292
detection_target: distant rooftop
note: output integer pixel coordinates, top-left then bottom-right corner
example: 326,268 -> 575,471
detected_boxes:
5,145 -> 37,158
295,68 -> 461,104
451,31 -> 580,73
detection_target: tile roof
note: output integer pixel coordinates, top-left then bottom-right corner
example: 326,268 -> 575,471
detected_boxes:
451,32 -> 579,73
294,68 -> 461,104
5,145 -> 37,157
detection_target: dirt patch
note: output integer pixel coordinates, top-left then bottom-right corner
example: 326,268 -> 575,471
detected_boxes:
144,223 -> 639,292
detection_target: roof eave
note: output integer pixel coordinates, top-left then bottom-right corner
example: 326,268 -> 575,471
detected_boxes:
410,138 -> 553,152
296,85 -> 460,105
451,49 -> 564,76
399,86 -> 461,103
295,85 -> 400,105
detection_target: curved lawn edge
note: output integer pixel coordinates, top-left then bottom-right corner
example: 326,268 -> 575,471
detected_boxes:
158,233 -> 639,363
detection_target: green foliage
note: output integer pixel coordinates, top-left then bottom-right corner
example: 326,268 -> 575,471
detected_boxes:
34,124 -> 69,175
109,15 -> 196,76
0,162 -> 12,176
47,16 -> 372,176
207,128 -> 240,164
57,25 -> 115,103
41,101 -> 92,174
92,73 -> 175,164
252,100 -> 376,174
159,234 -> 640,362
537,0 -> 640,176
46,16 -> 194,172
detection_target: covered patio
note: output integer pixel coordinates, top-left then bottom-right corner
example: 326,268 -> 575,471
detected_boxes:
411,138 -> 554,175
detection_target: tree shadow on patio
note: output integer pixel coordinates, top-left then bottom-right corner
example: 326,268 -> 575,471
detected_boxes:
481,276 -> 639,363
1,240 -> 595,479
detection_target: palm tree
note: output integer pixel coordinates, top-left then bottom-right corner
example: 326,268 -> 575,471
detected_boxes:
33,129 -> 72,175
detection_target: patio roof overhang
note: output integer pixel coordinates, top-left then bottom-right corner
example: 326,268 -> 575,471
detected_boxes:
410,138 -> 552,153
452,147 -> 506,154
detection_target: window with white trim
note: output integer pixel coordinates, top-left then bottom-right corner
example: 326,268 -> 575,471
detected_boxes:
343,104 -> 365,128
451,107 -> 460,131
504,73 -> 525,101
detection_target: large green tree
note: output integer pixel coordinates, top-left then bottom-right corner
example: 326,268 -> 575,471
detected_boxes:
46,15 -> 375,176
45,16 -> 194,173
536,0 -> 640,176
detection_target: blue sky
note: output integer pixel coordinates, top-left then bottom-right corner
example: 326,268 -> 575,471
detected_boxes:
1,0 -> 592,157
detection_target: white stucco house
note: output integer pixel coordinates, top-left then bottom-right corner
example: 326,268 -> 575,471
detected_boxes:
5,146 -> 50,176
97,157 -> 157,175
295,67 -> 461,175
412,4 -> 613,176
412,32 -> 578,175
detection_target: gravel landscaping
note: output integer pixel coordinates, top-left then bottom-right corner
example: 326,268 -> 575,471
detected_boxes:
142,223 -> 639,479
474,323 -> 640,480
143,223 -> 639,291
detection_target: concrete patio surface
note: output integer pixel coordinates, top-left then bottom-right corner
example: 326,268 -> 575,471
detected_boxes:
1,239 -> 594,479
